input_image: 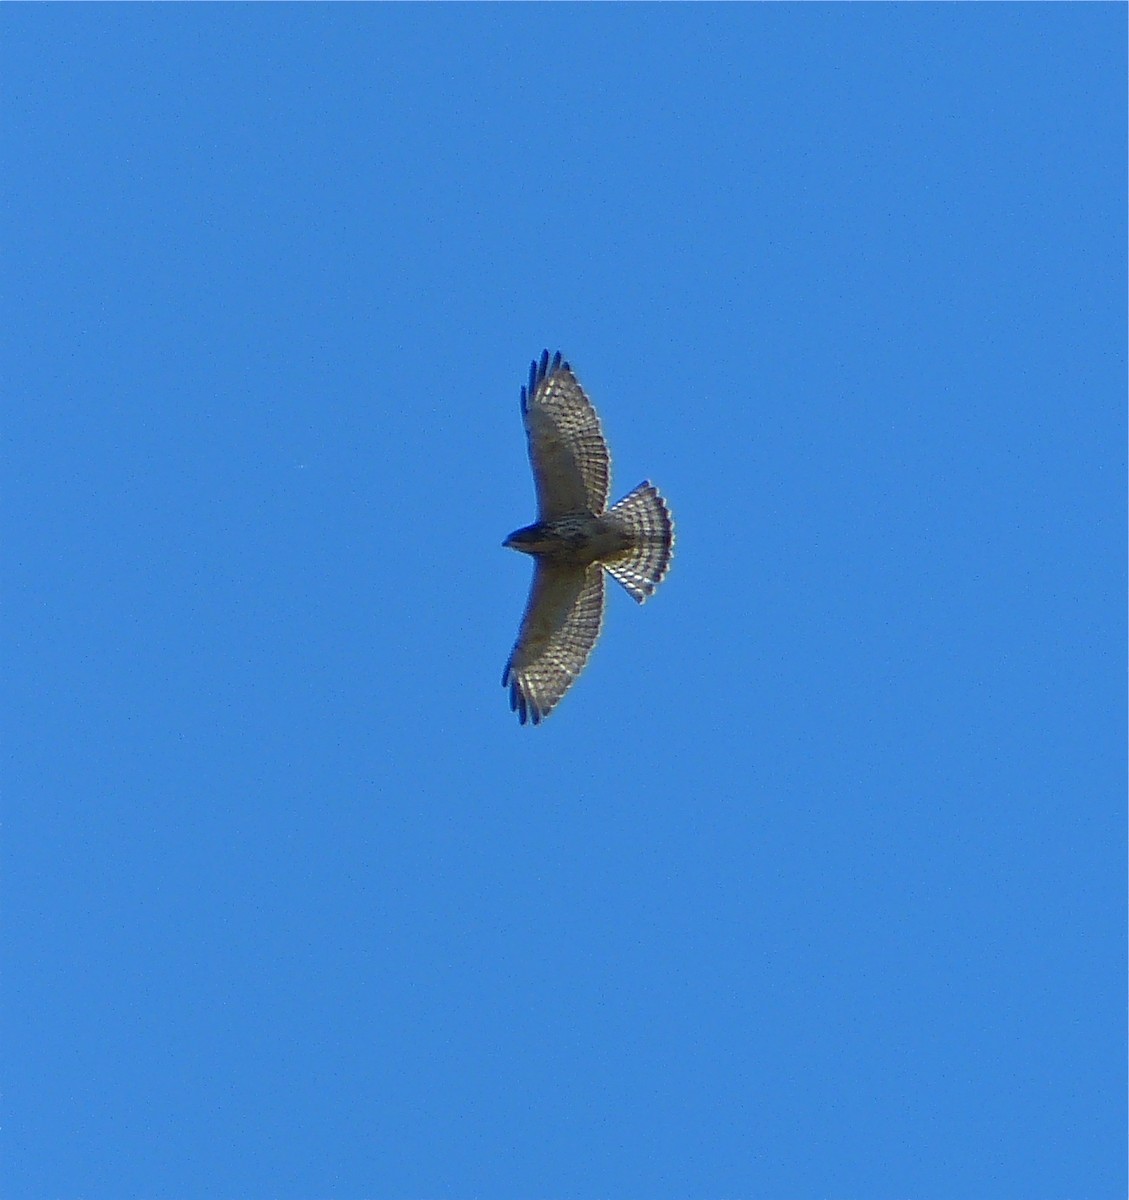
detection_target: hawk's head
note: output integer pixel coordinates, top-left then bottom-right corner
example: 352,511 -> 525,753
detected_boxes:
504,523 -> 554,555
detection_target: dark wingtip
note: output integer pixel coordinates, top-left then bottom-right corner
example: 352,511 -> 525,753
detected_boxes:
524,350 -> 568,409
505,672 -> 528,724
502,667 -> 548,727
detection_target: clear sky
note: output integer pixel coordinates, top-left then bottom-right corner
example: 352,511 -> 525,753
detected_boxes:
4,7 -> 1124,1199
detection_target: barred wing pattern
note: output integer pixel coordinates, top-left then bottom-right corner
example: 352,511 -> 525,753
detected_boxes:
502,563 -> 606,725
522,350 -> 611,519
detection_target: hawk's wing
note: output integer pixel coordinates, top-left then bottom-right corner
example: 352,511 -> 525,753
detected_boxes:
521,350 -> 611,519
502,561 -> 606,725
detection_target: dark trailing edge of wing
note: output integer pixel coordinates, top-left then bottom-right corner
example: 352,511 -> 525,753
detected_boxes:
519,349 -> 565,416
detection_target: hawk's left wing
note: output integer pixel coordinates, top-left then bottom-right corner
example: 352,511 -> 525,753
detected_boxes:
521,350 -> 611,519
502,561 -> 606,725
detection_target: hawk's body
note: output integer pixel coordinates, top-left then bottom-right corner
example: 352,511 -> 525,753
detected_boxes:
502,351 -> 674,725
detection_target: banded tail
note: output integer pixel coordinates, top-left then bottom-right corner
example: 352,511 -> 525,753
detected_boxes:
603,482 -> 674,603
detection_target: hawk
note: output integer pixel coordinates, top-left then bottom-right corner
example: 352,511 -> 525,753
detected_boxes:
502,350 -> 674,725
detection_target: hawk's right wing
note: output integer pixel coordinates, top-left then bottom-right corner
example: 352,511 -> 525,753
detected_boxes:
521,350 -> 611,519
502,561 -> 606,725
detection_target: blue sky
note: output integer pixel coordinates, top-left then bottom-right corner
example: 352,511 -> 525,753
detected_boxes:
4,7 -> 1124,1198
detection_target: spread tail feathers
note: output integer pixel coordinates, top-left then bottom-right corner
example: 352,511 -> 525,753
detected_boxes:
603,482 -> 674,603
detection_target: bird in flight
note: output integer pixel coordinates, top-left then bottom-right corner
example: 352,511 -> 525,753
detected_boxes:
502,350 -> 674,725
